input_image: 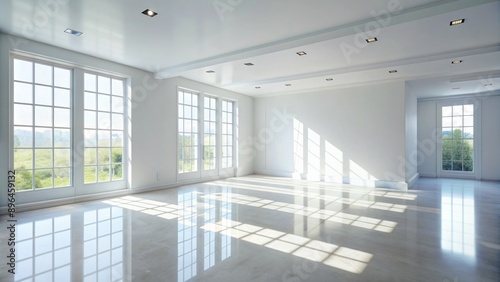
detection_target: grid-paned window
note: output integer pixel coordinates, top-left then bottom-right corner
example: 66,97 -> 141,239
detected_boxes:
178,90 -> 199,173
12,59 -> 72,190
442,104 -> 474,172
221,101 -> 234,169
203,97 -> 217,170
84,73 -> 125,183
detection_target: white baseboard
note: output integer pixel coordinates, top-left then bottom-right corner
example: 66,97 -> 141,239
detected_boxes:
407,173 -> 420,188
419,172 -> 437,178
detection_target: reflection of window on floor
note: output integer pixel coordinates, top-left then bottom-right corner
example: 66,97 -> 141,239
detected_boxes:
220,187 -> 232,261
441,185 -> 475,257
204,192 -> 217,270
178,192 -> 198,282
83,207 -> 124,281
15,215 -> 71,281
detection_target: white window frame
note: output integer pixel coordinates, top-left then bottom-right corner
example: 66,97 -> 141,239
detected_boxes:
9,52 -> 129,205
437,99 -> 481,180
176,87 -> 237,182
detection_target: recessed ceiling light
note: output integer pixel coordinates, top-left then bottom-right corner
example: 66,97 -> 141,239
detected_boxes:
452,87 -> 460,90
326,78 -> 333,81
255,86 -> 261,89
206,70 -> 215,73
244,63 -> 254,66
142,9 -> 158,17
285,84 -> 292,86
484,83 -> 493,86
450,19 -> 465,26
64,28 -> 82,36
366,37 -> 378,43
296,51 -> 307,56
389,70 -> 398,73
451,60 -> 463,64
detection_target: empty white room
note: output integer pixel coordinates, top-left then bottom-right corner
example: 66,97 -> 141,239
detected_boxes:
0,0 -> 499,281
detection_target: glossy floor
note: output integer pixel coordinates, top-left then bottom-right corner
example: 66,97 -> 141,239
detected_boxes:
1,176 -> 499,282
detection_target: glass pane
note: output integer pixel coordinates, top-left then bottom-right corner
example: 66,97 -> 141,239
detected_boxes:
452,117 -> 462,127
14,104 -> 33,126
112,148 -> 122,164
85,148 -> 97,165
453,105 -> 463,116
14,126 -> 33,148
14,149 -> 33,169
14,82 -> 33,103
463,127 -> 473,138
192,107 -> 198,119
54,129 -> 70,147
442,158 -> 450,171
211,99 -> 216,109
54,88 -> 70,108
185,93 -> 191,105
35,128 -> 52,147
184,106 -> 191,119
112,114 -> 123,130
35,149 -> 53,169
463,160 -> 473,172
98,166 -> 111,182
84,92 -> 96,110
463,104 -> 473,115
85,111 -> 97,129
98,130 -> 111,147
35,106 -> 52,126
84,130 -> 97,147
192,120 -> 198,132
178,91 -> 183,104
14,59 -> 33,83
452,161 -> 462,171
54,67 -> 71,88
15,170 -> 33,191
98,76 -> 111,94
54,168 -> 70,187
192,95 -> 198,106
54,108 -> 70,128
84,73 -> 96,92
222,101 -> 227,111
35,64 -> 53,85
112,79 -> 123,96
464,116 -> 473,127
98,112 -> 111,129
98,148 -> 110,165
35,169 -> 53,189
111,97 -> 124,113
178,105 -> 183,118
84,166 -> 97,183
112,131 -> 123,147
98,94 -> 110,112
112,164 -> 123,180
54,149 -> 70,167
442,150 -> 452,161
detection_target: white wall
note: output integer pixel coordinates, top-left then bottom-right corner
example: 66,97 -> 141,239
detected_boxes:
253,81 -> 410,189
405,84 -> 419,184
130,76 -> 254,190
417,94 -> 500,180
0,33 -> 253,208
416,100 -> 438,177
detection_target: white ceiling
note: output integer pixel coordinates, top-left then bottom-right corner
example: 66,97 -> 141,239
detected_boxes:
0,0 -> 499,97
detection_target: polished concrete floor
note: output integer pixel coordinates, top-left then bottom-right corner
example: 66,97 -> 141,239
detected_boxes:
1,176 -> 499,282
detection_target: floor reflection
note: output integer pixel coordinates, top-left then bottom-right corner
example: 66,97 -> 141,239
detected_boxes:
83,207 -> 124,281
15,215 -> 72,281
177,188 -> 234,282
441,184 -> 476,258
